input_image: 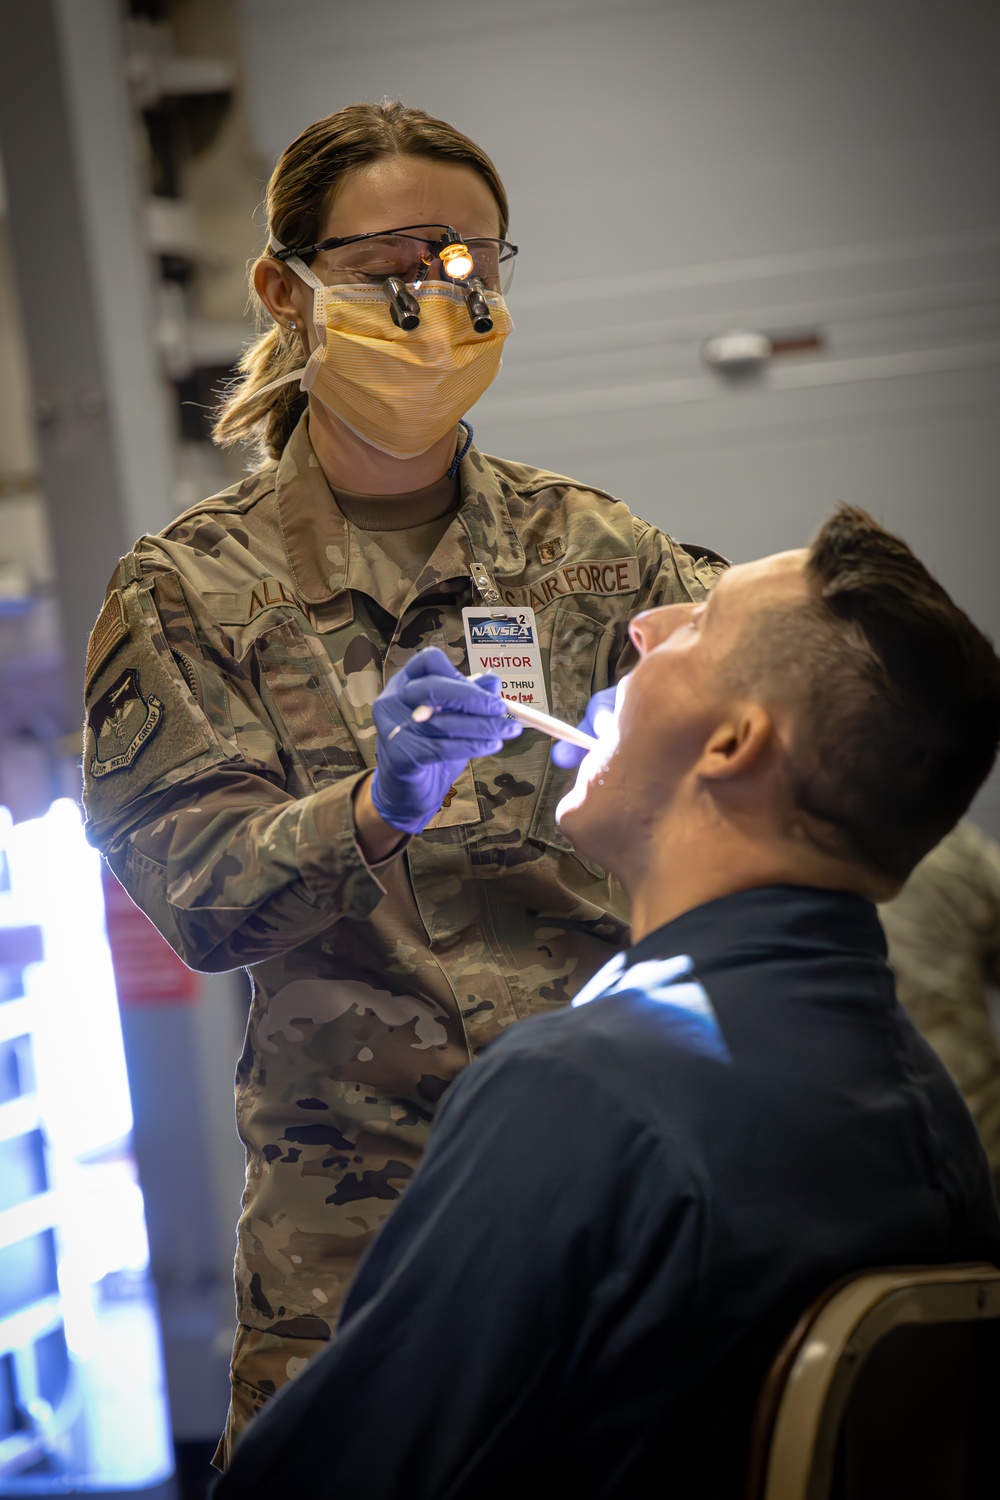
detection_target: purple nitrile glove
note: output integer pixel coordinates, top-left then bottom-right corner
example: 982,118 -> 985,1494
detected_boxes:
550,685 -> 618,770
371,647 -> 522,834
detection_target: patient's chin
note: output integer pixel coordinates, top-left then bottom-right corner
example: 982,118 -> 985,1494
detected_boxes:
556,749 -> 617,861
557,800 -> 599,868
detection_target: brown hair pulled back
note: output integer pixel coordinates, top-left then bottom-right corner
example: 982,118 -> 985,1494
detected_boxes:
212,101 -> 510,465
729,505 -> 1000,884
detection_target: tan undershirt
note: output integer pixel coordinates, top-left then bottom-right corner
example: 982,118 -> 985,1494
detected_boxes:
334,472 -> 461,617
334,474 -> 464,949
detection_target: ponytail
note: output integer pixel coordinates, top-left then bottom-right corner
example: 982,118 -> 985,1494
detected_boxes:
212,320 -> 307,466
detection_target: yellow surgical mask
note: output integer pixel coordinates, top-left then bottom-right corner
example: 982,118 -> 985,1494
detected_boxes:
263,250 -> 513,459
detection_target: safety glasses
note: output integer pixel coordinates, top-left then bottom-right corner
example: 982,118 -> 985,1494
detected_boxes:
274,224 -> 518,294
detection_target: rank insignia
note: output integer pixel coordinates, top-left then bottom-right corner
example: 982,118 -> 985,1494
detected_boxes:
89,668 -> 163,778
536,537 -> 566,565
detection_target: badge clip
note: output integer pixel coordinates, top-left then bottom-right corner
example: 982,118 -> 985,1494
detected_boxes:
469,561 -> 504,617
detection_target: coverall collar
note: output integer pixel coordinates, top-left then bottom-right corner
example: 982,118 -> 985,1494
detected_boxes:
276,414 -> 526,605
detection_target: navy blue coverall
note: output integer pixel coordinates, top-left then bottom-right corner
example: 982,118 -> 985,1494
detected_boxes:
215,885 -> 1000,1498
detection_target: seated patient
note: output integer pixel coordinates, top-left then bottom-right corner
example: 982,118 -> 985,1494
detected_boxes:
215,507 -> 1000,1500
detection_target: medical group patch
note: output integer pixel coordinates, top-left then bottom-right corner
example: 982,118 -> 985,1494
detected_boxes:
88,668 -> 163,777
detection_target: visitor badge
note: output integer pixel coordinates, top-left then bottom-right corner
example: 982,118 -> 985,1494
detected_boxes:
462,606 -> 550,714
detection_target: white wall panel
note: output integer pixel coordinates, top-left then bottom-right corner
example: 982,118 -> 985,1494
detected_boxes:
236,0 -> 1000,830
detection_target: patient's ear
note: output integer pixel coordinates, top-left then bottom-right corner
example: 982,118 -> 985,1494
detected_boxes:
697,704 -> 774,781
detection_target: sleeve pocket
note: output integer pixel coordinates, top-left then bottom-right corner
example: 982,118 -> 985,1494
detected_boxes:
253,618 -> 367,789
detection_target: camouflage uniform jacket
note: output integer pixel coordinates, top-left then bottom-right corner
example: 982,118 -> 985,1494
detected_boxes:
82,415 -> 724,1341
880,820 -> 1000,1183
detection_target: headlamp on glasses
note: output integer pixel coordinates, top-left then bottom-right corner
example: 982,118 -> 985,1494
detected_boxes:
274,222 -> 513,333
431,230 -> 494,332
436,234 -> 476,282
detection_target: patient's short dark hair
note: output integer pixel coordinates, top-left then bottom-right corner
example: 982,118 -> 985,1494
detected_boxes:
741,506 -> 1000,881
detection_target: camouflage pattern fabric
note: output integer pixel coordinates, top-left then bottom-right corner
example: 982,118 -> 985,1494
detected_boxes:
82,415 -> 726,1457
219,1325 -> 331,1464
880,821 -> 1000,1191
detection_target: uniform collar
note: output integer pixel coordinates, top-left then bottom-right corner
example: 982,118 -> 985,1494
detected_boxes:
628,885 -> 887,977
573,886 -> 888,1013
332,472 -> 458,531
276,415 -> 526,604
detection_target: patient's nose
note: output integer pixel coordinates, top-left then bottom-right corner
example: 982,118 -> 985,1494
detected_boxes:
628,604 -> 693,656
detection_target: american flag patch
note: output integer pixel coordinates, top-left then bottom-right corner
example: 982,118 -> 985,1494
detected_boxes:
85,590 -> 127,690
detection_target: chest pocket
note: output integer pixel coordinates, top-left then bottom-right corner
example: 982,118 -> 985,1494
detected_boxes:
527,604 -> 611,875
253,616 -> 368,790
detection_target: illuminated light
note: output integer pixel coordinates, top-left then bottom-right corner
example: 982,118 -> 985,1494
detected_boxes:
0,1295 -> 62,1352
6,799 -> 133,1156
0,798 -> 146,1290
59,1256 -> 98,1363
440,241 -> 474,281
592,705 -> 618,740
0,798 -> 170,1490
0,1191 -> 59,1250
554,702 -> 621,825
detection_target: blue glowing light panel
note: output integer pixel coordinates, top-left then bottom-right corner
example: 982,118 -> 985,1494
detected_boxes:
0,800 -> 173,1493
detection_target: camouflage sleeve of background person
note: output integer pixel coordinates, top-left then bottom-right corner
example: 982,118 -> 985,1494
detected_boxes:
979,825 -> 1000,987
880,820 -> 1000,1185
82,548 -> 390,972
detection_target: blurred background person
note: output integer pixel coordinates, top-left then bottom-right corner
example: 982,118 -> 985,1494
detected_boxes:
880,820 -> 1000,1200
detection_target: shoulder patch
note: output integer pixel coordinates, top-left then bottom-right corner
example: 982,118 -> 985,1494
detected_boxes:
85,590 -> 127,691
88,668 -> 163,777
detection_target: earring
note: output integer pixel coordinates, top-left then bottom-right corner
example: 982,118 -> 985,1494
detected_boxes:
288,321 -> 296,330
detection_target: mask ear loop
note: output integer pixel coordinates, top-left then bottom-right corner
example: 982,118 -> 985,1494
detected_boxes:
253,233 -> 325,400
268,232 -> 325,293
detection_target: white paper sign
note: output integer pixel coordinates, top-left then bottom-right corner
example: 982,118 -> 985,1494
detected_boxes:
461,606 -> 550,714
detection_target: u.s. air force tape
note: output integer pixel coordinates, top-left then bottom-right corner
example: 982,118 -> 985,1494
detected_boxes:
498,556 -> 640,611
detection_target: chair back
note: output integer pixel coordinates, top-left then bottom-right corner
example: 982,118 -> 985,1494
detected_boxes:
744,1263 -> 1000,1500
